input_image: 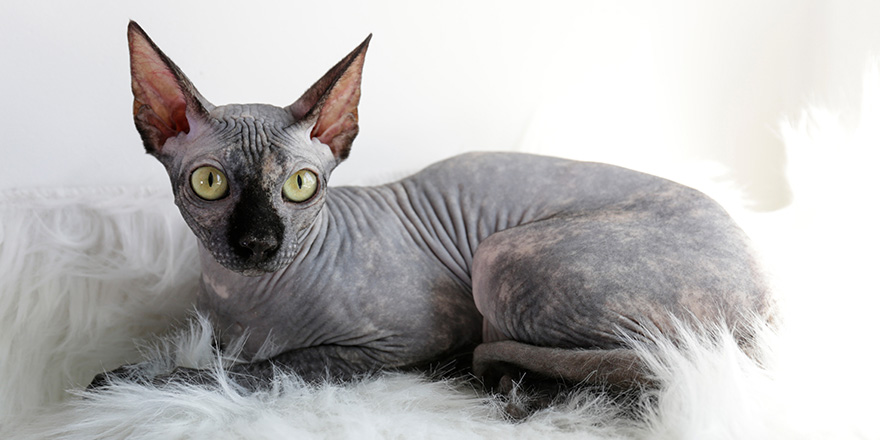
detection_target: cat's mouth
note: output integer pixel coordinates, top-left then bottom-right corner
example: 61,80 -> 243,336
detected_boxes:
208,249 -> 297,276
225,259 -> 294,276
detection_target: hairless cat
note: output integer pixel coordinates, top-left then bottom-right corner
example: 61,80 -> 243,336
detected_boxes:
91,22 -> 772,401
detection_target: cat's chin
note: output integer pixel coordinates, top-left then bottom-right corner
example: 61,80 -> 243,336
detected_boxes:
211,257 -> 292,277
201,244 -> 297,276
230,263 -> 288,277
237,268 -> 278,277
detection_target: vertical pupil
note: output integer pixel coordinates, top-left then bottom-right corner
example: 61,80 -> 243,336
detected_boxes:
297,174 -> 303,188
208,172 -> 214,187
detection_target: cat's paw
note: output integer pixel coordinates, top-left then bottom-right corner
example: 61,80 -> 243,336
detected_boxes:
86,364 -> 147,390
151,366 -> 218,387
87,363 -> 259,392
86,371 -> 112,390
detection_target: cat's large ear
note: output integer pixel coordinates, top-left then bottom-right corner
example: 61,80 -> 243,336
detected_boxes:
128,21 -> 213,157
287,35 -> 371,162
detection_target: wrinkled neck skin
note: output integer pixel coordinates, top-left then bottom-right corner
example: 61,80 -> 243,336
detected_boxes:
194,179 -> 485,362
195,198 -> 334,357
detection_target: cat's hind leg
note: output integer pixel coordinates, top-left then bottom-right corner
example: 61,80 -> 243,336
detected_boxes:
473,340 -> 653,394
470,206 -> 768,397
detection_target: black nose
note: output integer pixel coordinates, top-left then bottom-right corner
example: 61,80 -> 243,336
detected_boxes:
227,180 -> 286,265
237,233 -> 280,261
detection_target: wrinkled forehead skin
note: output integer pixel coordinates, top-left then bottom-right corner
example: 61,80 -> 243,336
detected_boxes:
164,103 -> 338,186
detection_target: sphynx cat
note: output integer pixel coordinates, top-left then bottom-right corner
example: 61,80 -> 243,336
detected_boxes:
93,22 -> 772,398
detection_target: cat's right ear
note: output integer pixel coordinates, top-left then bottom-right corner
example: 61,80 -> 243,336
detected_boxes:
127,21 -> 213,157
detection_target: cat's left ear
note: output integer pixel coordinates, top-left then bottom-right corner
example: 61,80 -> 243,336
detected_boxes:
287,35 -> 371,162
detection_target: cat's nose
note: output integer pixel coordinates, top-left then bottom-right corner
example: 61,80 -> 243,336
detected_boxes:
238,233 -> 280,260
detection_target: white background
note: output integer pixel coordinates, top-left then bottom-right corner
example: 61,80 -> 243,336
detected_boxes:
2,0 -> 880,210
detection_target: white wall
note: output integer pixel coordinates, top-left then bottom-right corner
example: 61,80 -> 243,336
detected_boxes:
2,0 -> 879,210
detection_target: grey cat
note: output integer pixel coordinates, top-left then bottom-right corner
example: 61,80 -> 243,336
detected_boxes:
93,21 -> 772,398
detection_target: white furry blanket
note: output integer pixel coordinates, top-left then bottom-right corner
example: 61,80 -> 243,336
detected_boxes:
3,84 -> 880,440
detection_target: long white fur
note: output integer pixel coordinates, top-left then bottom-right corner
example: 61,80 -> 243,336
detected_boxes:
3,65 -> 880,438
0,188 -> 199,423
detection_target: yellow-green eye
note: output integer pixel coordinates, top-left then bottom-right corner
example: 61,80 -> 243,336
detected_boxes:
283,169 -> 318,202
190,166 -> 229,200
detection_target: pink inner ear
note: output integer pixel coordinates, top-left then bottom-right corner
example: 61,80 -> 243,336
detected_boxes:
311,69 -> 361,146
314,113 -> 356,147
130,41 -> 191,142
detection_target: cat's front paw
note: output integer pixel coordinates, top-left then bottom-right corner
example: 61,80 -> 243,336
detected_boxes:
151,366 -> 218,387
87,364 -> 255,392
86,364 -> 147,390
86,371 -> 112,390
87,365 -> 215,390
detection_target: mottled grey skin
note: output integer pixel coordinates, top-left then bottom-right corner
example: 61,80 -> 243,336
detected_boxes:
201,152 -> 768,381
94,23 -> 772,393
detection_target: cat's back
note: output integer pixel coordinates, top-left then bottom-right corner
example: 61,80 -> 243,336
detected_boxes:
398,151 -> 689,215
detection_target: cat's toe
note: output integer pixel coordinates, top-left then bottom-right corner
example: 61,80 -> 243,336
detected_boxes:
86,371 -> 111,390
86,364 -> 147,390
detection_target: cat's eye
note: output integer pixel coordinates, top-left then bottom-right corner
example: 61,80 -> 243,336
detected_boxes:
283,169 -> 318,202
190,166 -> 229,200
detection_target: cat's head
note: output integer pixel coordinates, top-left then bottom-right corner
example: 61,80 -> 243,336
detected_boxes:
127,21 -> 369,275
